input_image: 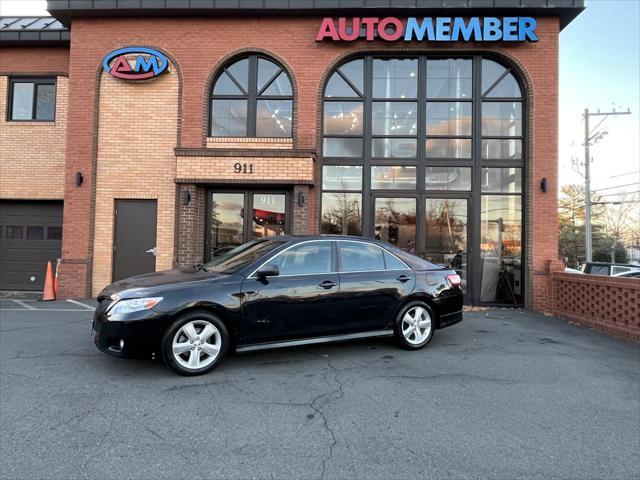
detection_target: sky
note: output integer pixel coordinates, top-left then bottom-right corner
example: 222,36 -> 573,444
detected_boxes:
1,0 -> 639,199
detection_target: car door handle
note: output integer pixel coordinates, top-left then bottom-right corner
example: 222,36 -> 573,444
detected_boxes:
319,280 -> 337,289
396,274 -> 411,283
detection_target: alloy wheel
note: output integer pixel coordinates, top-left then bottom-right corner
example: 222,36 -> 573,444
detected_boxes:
401,306 -> 432,345
172,320 -> 221,371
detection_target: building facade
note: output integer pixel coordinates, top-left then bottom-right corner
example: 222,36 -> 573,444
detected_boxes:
0,1 -> 584,310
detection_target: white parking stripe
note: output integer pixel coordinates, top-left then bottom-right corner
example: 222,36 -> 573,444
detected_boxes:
0,308 -> 92,312
12,300 -> 36,310
66,299 -> 96,311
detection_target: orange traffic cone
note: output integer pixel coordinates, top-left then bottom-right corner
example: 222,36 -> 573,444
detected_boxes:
42,261 -> 56,301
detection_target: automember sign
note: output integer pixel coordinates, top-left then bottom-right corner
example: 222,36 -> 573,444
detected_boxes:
102,47 -> 169,80
316,17 -> 538,43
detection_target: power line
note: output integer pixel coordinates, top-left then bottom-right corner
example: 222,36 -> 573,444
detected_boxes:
592,182 -> 639,192
606,170 -> 639,179
594,190 -> 640,197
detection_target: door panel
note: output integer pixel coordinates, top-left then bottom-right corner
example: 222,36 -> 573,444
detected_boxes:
113,200 -> 157,282
239,241 -> 340,344
209,192 -> 245,256
336,241 -> 415,331
424,198 -> 469,295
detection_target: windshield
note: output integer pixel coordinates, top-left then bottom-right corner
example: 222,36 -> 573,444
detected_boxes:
203,239 -> 286,274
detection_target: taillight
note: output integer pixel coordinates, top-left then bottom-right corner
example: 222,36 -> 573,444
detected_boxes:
447,274 -> 461,288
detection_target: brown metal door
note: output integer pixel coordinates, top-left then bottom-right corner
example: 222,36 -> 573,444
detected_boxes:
112,200 -> 157,282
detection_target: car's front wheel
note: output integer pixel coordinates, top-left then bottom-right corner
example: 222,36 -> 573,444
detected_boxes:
161,311 -> 229,376
394,301 -> 434,350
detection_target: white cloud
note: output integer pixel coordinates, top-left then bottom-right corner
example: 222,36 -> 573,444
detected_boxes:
0,0 -> 49,16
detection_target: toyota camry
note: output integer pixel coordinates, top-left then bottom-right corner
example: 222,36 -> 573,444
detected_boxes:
93,236 -> 463,375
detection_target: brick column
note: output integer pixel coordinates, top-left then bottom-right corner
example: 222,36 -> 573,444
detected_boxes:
176,184 -> 206,267
292,185 -> 311,235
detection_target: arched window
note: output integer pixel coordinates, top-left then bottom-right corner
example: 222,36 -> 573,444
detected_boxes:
321,55 -> 525,306
210,55 -> 293,137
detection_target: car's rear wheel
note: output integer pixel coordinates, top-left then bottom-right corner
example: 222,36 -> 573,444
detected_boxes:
394,301 -> 434,350
161,311 -> 229,376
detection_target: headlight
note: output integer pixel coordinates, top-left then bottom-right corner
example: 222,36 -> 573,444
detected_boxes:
108,297 -> 163,315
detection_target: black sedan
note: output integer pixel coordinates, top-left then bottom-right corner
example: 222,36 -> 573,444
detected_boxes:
93,236 -> 463,375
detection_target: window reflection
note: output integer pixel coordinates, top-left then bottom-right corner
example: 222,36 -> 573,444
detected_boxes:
321,193 -> 362,235
426,59 -> 472,99
256,99 -> 292,137
322,165 -> 362,191
425,199 -> 468,293
372,138 -> 417,158
426,102 -> 472,136
252,194 -> 286,240
480,195 -> 522,304
481,139 -> 522,160
210,193 -> 245,254
481,168 -> 522,193
371,166 -> 416,190
373,59 -> 418,99
426,167 -> 471,191
482,102 -> 522,137
374,198 -> 417,253
426,138 -> 471,159
372,102 -> 417,136
323,101 -> 363,135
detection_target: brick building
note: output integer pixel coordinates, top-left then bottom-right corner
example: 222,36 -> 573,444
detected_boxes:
0,1 -> 584,310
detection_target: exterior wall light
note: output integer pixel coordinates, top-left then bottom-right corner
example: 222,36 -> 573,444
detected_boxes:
297,191 -> 305,207
183,190 -> 191,205
540,177 -> 548,193
75,172 -> 83,187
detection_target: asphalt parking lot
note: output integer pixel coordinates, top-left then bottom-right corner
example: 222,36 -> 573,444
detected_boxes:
0,299 -> 639,480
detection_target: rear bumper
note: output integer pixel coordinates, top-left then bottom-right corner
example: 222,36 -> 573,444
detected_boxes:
437,309 -> 463,328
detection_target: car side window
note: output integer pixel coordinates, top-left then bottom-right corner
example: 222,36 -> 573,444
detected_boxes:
384,250 -> 410,270
589,265 -> 608,276
611,266 -> 631,275
339,242 -> 385,272
268,241 -> 333,276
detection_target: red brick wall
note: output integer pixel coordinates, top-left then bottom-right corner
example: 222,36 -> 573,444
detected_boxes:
551,273 -> 640,343
55,16 -> 561,302
0,46 -> 69,75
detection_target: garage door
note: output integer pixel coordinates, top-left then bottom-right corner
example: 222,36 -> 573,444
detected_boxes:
0,201 -> 63,291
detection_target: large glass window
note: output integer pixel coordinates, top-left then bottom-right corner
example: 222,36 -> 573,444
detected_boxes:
321,55 -> 525,305
9,78 -> 56,121
210,55 -> 293,137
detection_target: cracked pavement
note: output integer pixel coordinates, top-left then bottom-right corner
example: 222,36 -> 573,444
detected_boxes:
1,303 -> 639,479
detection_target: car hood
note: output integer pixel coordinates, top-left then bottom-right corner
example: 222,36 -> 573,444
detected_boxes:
98,267 -> 222,299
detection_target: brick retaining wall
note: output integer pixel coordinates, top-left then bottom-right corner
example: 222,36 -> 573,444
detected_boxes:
551,272 -> 640,343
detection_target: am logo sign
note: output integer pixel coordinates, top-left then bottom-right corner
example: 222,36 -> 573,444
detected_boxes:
102,47 -> 169,81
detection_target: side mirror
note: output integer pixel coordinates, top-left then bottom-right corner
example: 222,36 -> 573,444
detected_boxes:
257,264 -> 279,280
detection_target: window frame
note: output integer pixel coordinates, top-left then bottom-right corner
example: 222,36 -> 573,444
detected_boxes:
209,55 -> 294,138
8,77 -> 57,122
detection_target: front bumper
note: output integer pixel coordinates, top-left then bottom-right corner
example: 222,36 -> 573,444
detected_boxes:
92,299 -> 170,358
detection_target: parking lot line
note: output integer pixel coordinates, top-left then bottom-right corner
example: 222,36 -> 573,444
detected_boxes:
12,299 -> 36,310
66,299 -> 96,311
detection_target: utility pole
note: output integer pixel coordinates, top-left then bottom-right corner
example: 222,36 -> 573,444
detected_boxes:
582,107 -> 631,262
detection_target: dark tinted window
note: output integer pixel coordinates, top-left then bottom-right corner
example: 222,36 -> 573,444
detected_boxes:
384,250 -> 409,270
26,226 -> 44,240
6,226 -> 23,239
269,241 -> 333,275
47,226 -> 62,240
339,242 -> 385,272
204,239 -> 284,274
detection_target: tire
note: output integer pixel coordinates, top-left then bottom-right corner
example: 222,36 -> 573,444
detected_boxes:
394,301 -> 435,350
161,311 -> 230,376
